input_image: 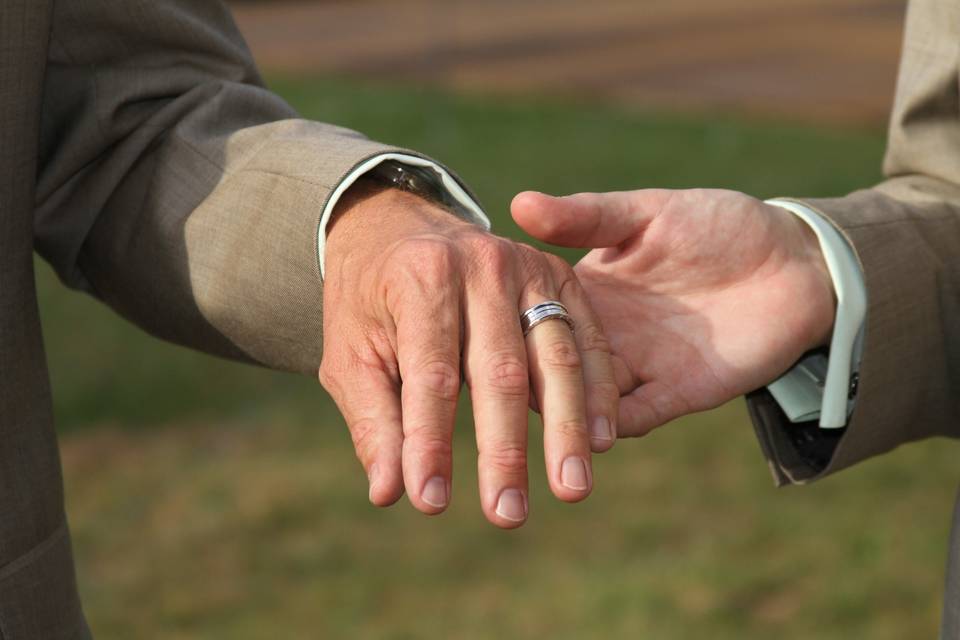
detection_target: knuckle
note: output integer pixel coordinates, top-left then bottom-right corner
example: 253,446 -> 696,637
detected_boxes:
541,339 -> 582,371
318,356 -> 342,393
544,251 -> 574,276
515,242 -> 544,267
318,360 -> 334,389
553,418 -> 589,440
485,354 -> 529,396
407,431 -> 452,459
349,418 -> 380,463
517,247 -> 557,292
470,235 -> 515,280
481,443 -> 528,474
576,322 -> 612,355
415,359 -> 461,400
394,238 -> 458,287
319,342 -> 389,392
521,276 -> 552,300
590,381 -> 621,404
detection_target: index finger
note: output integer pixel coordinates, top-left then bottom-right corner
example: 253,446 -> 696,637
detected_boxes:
394,267 -> 463,516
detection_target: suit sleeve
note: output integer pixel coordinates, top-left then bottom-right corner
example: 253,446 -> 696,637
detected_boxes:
747,0 -> 960,484
34,0 -> 471,375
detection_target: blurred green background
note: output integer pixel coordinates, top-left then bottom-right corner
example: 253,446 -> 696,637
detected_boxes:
41,77 -> 955,639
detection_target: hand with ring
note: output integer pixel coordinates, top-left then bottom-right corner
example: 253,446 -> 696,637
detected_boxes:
320,180 -> 619,528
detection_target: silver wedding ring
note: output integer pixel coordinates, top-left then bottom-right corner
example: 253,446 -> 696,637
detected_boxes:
519,301 -> 575,337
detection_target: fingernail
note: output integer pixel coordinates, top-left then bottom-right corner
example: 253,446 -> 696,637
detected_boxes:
561,457 -> 589,491
421,476 -> 449,508
495,489 -> 527,522
367,463 -> 380,501
590,416 -> 613,441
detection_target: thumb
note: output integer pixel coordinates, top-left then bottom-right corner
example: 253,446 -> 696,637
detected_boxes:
510,189 -> 668,248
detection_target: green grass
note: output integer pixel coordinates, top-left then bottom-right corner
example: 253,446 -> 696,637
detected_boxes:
38,77 -> 956,638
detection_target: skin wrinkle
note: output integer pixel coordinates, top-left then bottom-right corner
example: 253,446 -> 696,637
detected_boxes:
610,190 -> 670,261
618,310 -> 736,428
643,309 -> 729,400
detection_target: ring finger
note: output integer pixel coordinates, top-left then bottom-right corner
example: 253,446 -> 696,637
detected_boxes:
521,294 -> 592,502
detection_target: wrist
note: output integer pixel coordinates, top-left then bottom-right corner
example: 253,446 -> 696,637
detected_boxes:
778,205 -> 837,350
325,180 -> 472,278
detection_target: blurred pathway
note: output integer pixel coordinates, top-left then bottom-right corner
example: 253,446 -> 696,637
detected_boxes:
232,0 -> 905,125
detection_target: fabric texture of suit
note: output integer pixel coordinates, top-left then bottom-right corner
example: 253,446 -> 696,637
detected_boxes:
747,0 -> 960,634
0,1 -> 473,637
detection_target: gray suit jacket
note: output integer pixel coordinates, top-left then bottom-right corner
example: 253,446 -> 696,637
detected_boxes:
1,1 -> 444,637
4,0 -> 958,637
747,0 -> 960,635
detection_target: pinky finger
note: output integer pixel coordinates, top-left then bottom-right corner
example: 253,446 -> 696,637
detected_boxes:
559,279 -> 620,452
319,358 -> 405,506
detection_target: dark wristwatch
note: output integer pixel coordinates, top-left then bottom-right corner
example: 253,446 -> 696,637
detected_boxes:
366,160 -> 460,213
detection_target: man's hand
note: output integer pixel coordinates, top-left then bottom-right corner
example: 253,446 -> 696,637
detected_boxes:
511,188 -> 836,436
320,181 -> 619,528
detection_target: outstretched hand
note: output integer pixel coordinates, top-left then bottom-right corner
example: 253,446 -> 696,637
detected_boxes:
512,189 -> 836,436
320,181 -> 619,529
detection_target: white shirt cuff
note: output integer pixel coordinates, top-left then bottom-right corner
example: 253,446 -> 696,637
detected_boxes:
316,153 -> 491,278
764,199 -> 867,429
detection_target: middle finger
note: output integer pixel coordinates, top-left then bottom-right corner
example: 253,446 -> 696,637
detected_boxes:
463,280 -> 532,529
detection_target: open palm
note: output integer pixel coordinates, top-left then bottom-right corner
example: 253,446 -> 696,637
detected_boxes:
513,189 -> 835,436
